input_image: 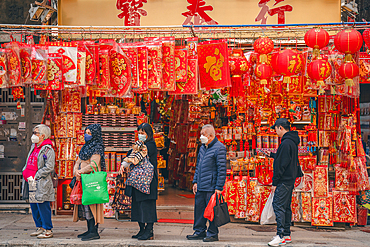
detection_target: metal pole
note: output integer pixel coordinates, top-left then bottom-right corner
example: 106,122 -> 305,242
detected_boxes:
25,87 -> 31,151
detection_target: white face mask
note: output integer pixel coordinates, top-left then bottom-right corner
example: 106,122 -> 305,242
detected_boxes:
138,134 -> 147,142
31,134 -> 39,144
200,135 -> 208,144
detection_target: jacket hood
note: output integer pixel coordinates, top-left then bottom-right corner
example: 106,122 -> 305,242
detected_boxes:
281,131 -> 300,146
36,139 -> 53,149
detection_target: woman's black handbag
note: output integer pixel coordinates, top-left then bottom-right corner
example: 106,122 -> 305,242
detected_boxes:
69,176 -> 76,189
213,194 -> 230,227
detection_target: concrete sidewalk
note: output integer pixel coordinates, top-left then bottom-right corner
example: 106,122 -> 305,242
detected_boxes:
0,213 -> 370,247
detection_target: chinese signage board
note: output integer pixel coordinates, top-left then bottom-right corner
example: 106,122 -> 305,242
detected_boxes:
59,0 -> 340,26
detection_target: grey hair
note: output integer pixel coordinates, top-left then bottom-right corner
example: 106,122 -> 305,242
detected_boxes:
34,124 -> 51,139
202,124 -> 216,136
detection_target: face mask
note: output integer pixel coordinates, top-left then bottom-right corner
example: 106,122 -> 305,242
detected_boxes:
138,134 -> 147,142
84,133 -> 93,142
31,134 -> 39,144
200,135 -> 208,144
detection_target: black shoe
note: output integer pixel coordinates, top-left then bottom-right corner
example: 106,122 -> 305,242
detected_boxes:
186,232 -> 206,240
131,228 -> 145,238
203,235 -> 219,242
81,220 -> 100,241
138,229 -> 153,240
78,220 -> 91,238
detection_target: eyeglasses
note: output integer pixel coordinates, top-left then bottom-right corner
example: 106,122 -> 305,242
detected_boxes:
33,131 -> 40,135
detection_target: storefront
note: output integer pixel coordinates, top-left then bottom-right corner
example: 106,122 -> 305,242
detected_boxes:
1,17 -> 370,226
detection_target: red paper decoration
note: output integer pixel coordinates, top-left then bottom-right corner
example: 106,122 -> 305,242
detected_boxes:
307,58 -> 332,94
339,61 -> 359,87
304,28 -> 329,57
363,28 -> 370,50
334,29 -> 363,61
272,49 -> 304,85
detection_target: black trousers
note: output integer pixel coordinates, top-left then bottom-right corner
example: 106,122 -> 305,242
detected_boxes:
272,182 -> 294,238
193,191 -> 218,237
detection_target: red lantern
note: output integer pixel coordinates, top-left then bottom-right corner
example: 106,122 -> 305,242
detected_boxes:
304,28 -> 329,57
254,37 -> 274,63
255,63 -> 273,85
339,61 -> 359,87
229,49 -> 249,97
272,49 -> 304,84
334,29 -> 363,61
307,58 -> 332,94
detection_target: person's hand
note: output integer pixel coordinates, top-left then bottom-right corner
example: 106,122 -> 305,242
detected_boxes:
76,170 -> 82,181
119,165 -> 125,176
271,186 -> 276,193
193,183 -> 197,194
215,189 -> 222,195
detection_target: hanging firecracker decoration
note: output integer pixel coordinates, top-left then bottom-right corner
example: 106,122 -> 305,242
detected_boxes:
339,61 -> 359,88
307,58 -> 332,94
363,28 -> 370,53
334,29 -> 363,62
229,49 -> 249,97
272,49 -> 304,87
253,37 -> 274,63
304,28 -> 329,58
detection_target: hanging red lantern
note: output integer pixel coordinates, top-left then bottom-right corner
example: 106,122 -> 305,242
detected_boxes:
255,63 -> 273,85
334,29 -> 363,61
339,61 -> 359,87
307,58 -> 332,94
253,37 -> 274,63
363,28 -> 370,52
229,49 -> 249,97
304,28 -> 329,57
272,49 -> 304,84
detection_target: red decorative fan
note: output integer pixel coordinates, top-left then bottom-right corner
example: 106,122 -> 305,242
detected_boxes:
62,55 -> 76,74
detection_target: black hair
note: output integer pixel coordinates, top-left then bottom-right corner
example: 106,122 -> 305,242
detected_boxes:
276,123 -> 291,131
137,123 -> 154,143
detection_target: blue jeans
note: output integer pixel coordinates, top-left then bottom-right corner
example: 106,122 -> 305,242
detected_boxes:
193,191 -> 218,237
272,183 -> 294,238
30,202 -> 53,230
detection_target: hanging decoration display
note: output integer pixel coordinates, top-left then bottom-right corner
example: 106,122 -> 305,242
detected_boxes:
307,58 -> 332,94
304,28 -> 329,58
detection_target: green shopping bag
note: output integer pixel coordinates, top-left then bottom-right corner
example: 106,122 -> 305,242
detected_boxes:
81,161 -> 109,205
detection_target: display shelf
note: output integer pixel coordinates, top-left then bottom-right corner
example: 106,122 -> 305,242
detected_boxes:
105,147 -> 131,152
261,121 -> 311,125
82,127 -> 136,132
256,147 -> 311,154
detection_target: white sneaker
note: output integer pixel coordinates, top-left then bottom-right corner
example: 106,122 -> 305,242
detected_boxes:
268,235 -> 286,246
37,230 -> 53,239
30,227 -> 44,236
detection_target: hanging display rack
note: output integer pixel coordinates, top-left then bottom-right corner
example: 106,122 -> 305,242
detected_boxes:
1,22 -> 370,41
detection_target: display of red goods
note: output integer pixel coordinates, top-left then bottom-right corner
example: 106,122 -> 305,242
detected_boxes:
304,28 -> 329,53
109,49 -> 132,97
339,61 -> 359,87
271,49 -> 304,84
255,63 -> 273,85
334,29 -> 363,57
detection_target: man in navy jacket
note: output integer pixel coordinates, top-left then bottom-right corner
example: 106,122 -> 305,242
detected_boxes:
186,124 -> 226,242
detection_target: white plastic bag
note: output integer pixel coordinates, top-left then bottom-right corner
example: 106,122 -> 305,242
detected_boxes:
260,191 -> 276,225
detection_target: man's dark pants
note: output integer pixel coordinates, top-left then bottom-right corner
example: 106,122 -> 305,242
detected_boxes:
272,182 -> 294,238
193,191 -> 218,237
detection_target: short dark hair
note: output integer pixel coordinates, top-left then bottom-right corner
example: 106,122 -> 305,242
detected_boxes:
137,123 -> 154,143
276,122 -> 290,131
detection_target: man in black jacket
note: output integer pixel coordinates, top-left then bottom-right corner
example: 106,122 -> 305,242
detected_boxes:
266,118 -> 303,246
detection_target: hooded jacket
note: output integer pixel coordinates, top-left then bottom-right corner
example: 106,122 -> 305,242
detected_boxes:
271,131 -> 303,186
